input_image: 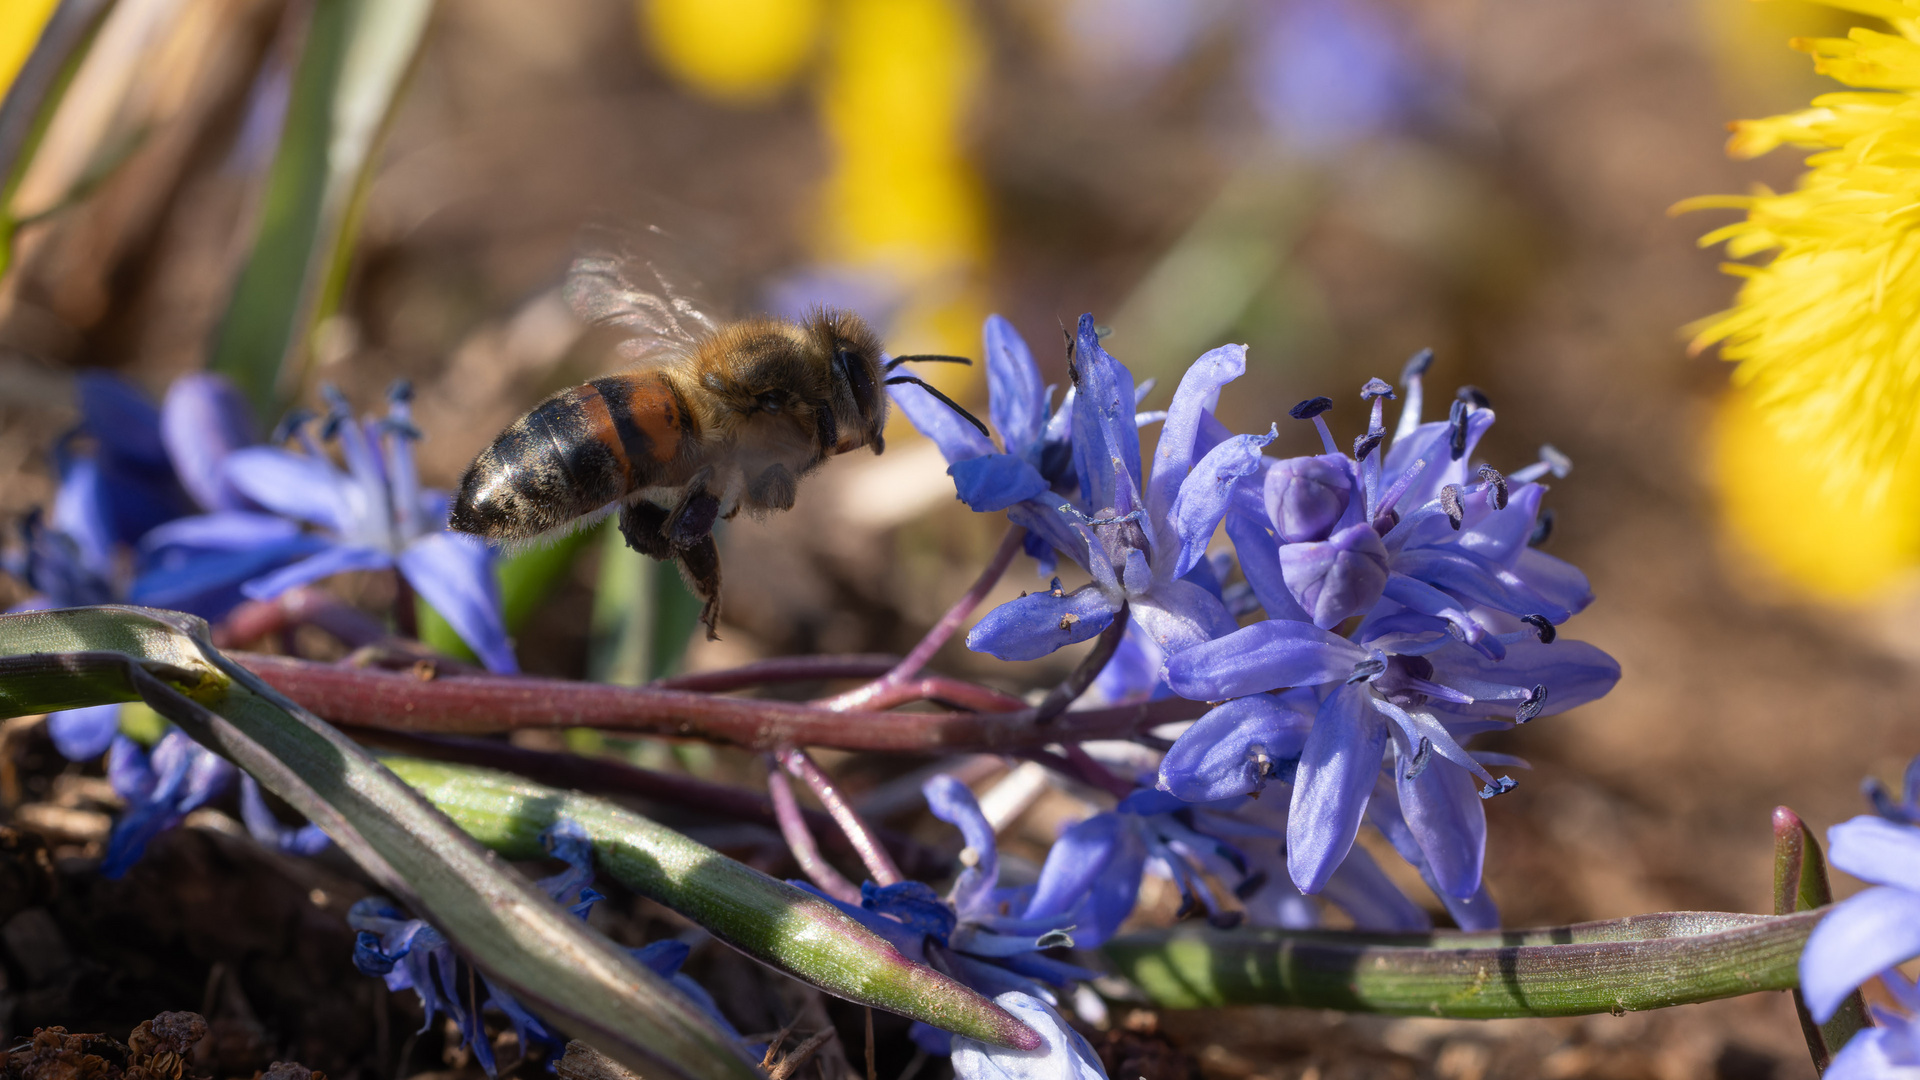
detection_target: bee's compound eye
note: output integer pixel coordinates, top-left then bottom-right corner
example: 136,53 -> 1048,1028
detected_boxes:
756,391 -> 784,414
837,348 -> 877,418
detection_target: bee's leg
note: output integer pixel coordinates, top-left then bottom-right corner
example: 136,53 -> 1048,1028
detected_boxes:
747,464 -> 797,512
674,535 -> 723,640
617,501 -> 674,560
664,468 -> 720,548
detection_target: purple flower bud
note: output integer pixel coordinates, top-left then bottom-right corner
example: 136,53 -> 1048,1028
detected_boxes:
1279,521 -> 1389,628
1265,454 -> 1353,543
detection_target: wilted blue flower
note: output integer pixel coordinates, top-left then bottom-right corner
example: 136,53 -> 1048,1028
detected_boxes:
951,991 -> 1107,1080
352,820 -> 744,1074
1802,755 -> 1920,1054
1161,356 -> 1618,900
155,383 -> 515,672
102,731 -> 236,878
962,315 -> 1252,661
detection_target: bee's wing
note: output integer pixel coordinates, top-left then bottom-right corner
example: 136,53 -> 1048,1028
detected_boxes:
564,224 -> 724,364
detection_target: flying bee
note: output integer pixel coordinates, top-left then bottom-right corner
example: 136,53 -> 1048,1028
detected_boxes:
448,240 -> 985,639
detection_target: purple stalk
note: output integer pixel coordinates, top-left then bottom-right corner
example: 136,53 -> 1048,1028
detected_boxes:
781,748 -> 902,886
767,755 -> 861,903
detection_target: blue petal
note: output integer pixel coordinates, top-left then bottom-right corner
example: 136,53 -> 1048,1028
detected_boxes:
863,880 -> 958,943
1396,758 -> 1485,901
1287,684 -> 1389,893
950,992 -> 1106,1080
1266,455 -> 1356,543
1068,314 -> 1142,514
1395,546 -> 1573,623
1090,621 -> 1168,705
890,379 -> 995,464
1223,507 -> 1313,623
1164,619 -> 1367,700
102,731 -> 235,878
1824,1027 -> 1908,1080
1425,638 -> 1621,719
1158,693 -> 1313,802
633,939 -> 691,978
1801,886 -> 1920,1022
1131,578 -> 1235,657
1828,815 -> 1920,892
1167,426 -> 1274,580
1453,482 -> 1544,566
1509,548 -> 1596,617
925,774 -> 1000,915
1147,343 -> 1247,555
966,585 -> 1117,662
984,315 -> 1046,452
1280,521 -> 1389,629
223,446 -> 355,533
132,534 -> 328,617
161,373 -> 258,511
51,456 -> 124,577
47,704 -> 122,761
241,544 -> 393,601
140,511 -> 306,552
77,373 -> 167,466
1006,502 -> 1090,573
398,532 -> 518,674
950,454 -> 1052,512
1024,812 -> 1144,948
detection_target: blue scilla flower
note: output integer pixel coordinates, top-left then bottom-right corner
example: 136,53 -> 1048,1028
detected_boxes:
153,382 -> 515,672
1801,755 -> 1920,1078
102,731 -> 236,878
951,991 -> 1107,1080
352,820 -> 747,1075
961,315 -> 1261,662
891,314 -> 1161,575
1161,356 -> 1619,900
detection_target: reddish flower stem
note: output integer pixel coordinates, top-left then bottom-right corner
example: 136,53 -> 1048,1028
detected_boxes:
781,748 -> 902,885
234,651 -> 1206,751
818,526 -> 1024,712
843,676 -> 1026,714
767,756 -> 861,904
349,729 -> 948,877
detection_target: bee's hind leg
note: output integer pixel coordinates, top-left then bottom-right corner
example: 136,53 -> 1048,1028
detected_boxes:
617,501 -> 675,559
674,535 -> 723,640
664,468 -> 721,548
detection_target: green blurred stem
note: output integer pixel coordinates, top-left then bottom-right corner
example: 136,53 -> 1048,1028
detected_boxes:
1104,910 -> 1823,1017
383,755 -> 1042,1051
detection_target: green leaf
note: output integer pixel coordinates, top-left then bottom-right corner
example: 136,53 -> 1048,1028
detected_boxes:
209,0 -> 433,414
589,520 -> 701,685
383,754 -> 1041,1050
1103,909 -> 1821,1017
0,605 -> 762,1080
1774,805 -> 1869,1073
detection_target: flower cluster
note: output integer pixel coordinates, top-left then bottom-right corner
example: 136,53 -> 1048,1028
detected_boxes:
1800,755 -> 1920,1078
895,314 -> 1619,931
5,374 -> 516,874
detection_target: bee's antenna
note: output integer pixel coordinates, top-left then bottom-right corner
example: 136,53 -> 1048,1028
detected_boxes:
885,354 -> 973,371
885,375 -> 991,438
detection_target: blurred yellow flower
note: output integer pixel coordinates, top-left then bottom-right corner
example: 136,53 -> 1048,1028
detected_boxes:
1684,4 -> 1920,499
1712,387 -> 1920,598
639,0 -> 824,103
0,0 -> 58,104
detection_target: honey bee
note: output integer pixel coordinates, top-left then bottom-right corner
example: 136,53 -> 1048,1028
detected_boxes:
448,240 -> 984,639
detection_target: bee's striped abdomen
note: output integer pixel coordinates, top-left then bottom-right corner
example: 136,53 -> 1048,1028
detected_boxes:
450,373 -> 694,542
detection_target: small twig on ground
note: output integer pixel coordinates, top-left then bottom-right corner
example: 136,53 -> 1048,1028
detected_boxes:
767,1028 -> 837,1080
781,748 -> 902,886
766,755 -> 861,904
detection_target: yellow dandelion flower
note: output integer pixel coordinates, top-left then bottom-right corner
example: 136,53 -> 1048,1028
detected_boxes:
1682,2 -> 1920,497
